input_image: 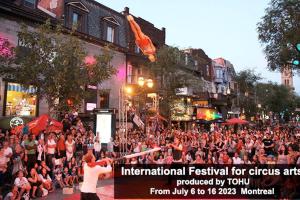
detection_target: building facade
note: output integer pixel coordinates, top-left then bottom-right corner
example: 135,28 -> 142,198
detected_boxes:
210,58 -> 237,119
281,65 -> 294,90
0,0 -> 129,126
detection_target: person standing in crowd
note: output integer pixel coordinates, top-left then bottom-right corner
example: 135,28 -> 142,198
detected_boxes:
262,133 -> 274,155
0,148 -> 8,186
65,134 -> 75,162
46,134 -> 56,170
169,137 -> 183,163
37,139 -> 46,164
12,144 -> 25,176
57,134 -> 66,159
62,114 -> 72,132
24,134 -> 37,170
94,133 -> 101,160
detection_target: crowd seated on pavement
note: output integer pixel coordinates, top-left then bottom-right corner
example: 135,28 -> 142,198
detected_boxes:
0,111 -> 299,199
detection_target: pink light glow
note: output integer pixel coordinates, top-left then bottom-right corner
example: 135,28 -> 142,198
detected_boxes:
84,55 -> 96,66
117,66 -> 126,81
0,36 -> 13,58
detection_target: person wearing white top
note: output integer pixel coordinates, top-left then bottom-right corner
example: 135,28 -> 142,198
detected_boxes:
80,153 -> 112,200
65,135 -> 75,161
232,152 -> 243,164
46,134 -> 56,168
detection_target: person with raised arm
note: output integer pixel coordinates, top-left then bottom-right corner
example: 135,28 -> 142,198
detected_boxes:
80,152 -> 112,200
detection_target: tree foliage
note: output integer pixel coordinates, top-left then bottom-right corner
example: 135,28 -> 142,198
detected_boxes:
235,69 -> 262,118
146,45 -> 204,120
257,0 -> 300,70
256,82 -> 298,114
0,20 -> 116,115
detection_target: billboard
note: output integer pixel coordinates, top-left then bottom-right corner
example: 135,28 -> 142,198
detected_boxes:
196,108 -> 222,121
96,113 -> 112,143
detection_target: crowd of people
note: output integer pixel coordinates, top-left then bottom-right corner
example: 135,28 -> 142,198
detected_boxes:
0,111 -> 299,199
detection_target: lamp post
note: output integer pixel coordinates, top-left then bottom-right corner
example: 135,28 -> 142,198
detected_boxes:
137,77 -> 154,134
118,84 -> 134,155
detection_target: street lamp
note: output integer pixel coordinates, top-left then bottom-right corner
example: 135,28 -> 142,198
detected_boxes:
138,77 -> 145,87
125,86 -> 133,95
146,79 -> 154,88
226,87 -> 231,95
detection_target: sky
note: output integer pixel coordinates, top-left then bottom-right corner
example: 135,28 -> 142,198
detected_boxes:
97,0 -> 300,94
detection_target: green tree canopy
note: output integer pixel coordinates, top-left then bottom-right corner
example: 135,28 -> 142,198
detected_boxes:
235,69 -> 262,119
146,45 -> 204,121
0,20 -> 116,115
256,82 -> 297,114
257,0 -> 300,71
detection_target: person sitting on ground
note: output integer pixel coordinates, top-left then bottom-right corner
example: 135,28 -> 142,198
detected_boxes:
39,168 -> 53,192
4,185 -> 19,200
27,168 -> 43,198
14,170 -> 31,199
62,167 -> 72,187
53,164 -> 64,188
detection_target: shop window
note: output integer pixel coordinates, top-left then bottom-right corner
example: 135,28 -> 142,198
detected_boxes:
5,82 -> 37,116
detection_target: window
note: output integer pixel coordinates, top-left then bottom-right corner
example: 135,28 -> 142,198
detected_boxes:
194,60 -> 198,66
185,54 -> 188,65
23,0 -> 36,8
106,26 -> 115,43
206,65 -> 210,76
66,2 -> 88,33
72,12 -> 79,26
72,12 -> 83,31
216,69 -> 223,79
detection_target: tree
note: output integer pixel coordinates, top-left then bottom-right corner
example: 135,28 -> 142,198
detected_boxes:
235,69 -> 262,118
257,0 -> 300,70
146,46 -> 204,123
256,82 -> 298,122
0,20 -> 116,116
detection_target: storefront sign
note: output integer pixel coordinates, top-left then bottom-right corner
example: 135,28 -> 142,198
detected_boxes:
9,117 -> 24,128
0,116 -> 32,130
196,108 -> 222,121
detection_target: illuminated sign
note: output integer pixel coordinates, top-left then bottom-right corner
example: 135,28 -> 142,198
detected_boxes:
96,113 -> 112,143
196,108 -> 222,121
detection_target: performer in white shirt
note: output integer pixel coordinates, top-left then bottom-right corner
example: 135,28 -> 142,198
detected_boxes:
80,153 -> 112,200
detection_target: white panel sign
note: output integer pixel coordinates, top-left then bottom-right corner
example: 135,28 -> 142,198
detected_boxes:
96,113 -> 112,143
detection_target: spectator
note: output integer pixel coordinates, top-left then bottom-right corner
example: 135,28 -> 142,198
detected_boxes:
3,186 -> 19,200
14,170 -> 31,199
39,168 -> 53,192
57,134 -> 66,159
24,134 -> 37,170
65,134 -> 75,161
27,168 -> 43,198
46,134 -> 56,169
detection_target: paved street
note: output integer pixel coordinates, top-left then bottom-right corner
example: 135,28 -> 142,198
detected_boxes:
44,179 -> 113,200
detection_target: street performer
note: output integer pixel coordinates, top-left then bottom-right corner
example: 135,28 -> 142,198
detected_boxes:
80,152 -> 112,200
127,15 -> 156,62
